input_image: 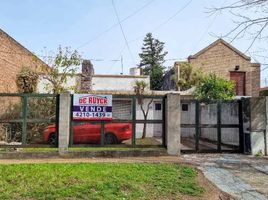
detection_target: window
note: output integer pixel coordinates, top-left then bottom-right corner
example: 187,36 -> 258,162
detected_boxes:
182,104 -> 188,111
155,103 -> 162,110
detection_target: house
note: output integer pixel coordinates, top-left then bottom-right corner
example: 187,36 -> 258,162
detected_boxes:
164,39 -> 260,97
38,60 -> 169,141
0,29 -> 46,93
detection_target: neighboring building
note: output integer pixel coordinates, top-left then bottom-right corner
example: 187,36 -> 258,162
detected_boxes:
38,60 -> 150,93
164,39 -> 260,97
0,29 -> 46,93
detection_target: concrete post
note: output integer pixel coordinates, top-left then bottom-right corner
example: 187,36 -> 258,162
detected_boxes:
58,92 -> 71,154
166,93 -> 181,155
250,97 -> 266,155
265,97 -> 268,156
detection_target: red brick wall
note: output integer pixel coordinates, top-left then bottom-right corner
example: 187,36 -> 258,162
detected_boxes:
0,29 -> 45,93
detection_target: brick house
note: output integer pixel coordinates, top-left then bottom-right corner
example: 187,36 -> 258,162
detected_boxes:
164,39 -> 260,96
0,29 -> 46,93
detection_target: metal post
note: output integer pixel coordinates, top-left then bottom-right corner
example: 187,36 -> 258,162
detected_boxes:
132,96 -> 136,145
162,96 -> 166,147
22,94 -> 28,145
217,101 -> 222,152
238,100 -> 244,153
55,94 -> 60,147
69,94 -> 74,146
195,101 -> 200,152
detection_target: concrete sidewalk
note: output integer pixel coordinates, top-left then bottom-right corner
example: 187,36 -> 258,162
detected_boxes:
180,154 -> 268,200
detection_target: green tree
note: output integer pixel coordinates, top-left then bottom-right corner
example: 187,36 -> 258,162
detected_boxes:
176,63 -> 204,91
134,80 -> 153,139
139,33 -> 168,90
194,73 -> 235,101
42,46 -> 81,94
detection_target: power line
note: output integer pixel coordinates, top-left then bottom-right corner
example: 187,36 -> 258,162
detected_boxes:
128,0 -> 193,44
111,0 -> 135,66
75,0 -> 155,49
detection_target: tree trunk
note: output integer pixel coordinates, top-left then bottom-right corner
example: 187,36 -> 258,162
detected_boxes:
142,122 -> 147,139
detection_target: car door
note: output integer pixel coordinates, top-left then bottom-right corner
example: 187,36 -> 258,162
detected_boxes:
81,123 -> 101,144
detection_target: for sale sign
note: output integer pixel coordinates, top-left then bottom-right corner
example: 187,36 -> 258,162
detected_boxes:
73,94 -> 112,120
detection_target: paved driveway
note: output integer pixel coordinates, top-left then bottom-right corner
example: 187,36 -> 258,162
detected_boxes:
180,154 -> 268,200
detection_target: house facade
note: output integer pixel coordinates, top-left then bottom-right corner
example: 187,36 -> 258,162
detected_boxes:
0,29 -> 46,93
167,39 -> 260,97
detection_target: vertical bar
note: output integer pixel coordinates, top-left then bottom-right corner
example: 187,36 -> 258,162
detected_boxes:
217,101 -> 222,152
69,94 -> 74,146
162,96 -> 166,147
195,101 -> 200,152
55,94 -> 60,147
22,94 -> 28,145
101,121 -> 105,145
238,100 -> 244,153
131,96 -> 136,146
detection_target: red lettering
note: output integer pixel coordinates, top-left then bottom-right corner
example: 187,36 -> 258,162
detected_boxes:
79,98 -> 86,104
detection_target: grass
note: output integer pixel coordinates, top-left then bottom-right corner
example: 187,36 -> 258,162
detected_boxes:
0,163 -> 204,200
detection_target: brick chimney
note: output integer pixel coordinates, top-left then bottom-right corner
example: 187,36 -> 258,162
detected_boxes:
81,60 -> 94,92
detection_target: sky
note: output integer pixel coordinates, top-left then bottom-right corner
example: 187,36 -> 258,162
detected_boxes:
1,0 -> 268,86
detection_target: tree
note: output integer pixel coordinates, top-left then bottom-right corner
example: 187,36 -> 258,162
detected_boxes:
16,67 -> 39,93
139,33 -> 168,90
134,80 -> 153,139
176,63 -> 204,91
194,73 -> 235,101
41,46 -> 81,94
210,0 -> 268,51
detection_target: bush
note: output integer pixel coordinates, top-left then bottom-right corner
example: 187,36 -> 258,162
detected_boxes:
194,73 -> 235,101
16,67 -> 39,93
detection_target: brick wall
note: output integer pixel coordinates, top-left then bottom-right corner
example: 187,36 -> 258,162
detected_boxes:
186,40 -> 260,97
0,29 -> 45,93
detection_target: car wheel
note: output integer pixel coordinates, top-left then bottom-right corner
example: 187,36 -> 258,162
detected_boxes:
105,133 -> 118,144
48,133 -> 57,146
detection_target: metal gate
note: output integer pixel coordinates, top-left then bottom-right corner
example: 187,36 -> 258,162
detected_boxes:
181,99 -> 245,153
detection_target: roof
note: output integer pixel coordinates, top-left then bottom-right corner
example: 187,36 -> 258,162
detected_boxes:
92,74 -> 148,78
188,39 -> 251,61
0,28 -> 48,68
85,90 -> 183,96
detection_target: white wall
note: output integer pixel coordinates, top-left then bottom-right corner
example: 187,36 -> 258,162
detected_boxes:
37,75 -> 150,93
135,99 -> 163,139
92,76 -> 150,91
181,102 -> 240,145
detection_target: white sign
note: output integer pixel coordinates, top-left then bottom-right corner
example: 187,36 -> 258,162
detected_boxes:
73,94 -> 112,120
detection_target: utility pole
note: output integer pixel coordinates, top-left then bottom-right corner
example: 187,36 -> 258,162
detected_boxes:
120,55 -> 123,75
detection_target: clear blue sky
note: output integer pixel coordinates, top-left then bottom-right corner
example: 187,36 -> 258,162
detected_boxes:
1,0 -> 268,85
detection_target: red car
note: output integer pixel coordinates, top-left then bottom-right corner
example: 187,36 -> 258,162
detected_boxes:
43,123 -> 132,145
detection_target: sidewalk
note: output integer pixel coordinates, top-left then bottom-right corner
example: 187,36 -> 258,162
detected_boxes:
180,154 -> 268,200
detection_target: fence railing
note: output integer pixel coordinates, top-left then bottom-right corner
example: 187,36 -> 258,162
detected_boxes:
180,99 -> 244,153
0,93 -> 59,147
69,94 -> 166,148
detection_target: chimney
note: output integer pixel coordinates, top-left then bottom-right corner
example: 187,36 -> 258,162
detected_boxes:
81,60 -> 94,92
129,67 -> 142,75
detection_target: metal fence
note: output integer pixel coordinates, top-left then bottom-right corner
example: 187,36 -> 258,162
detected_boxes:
0,93 -> 59,147
69,95 -> 166,147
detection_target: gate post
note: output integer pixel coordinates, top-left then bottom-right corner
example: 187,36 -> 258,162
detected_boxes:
166,93 -> 181,155
250,97 -> 266,155
58,92 -> 71,154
